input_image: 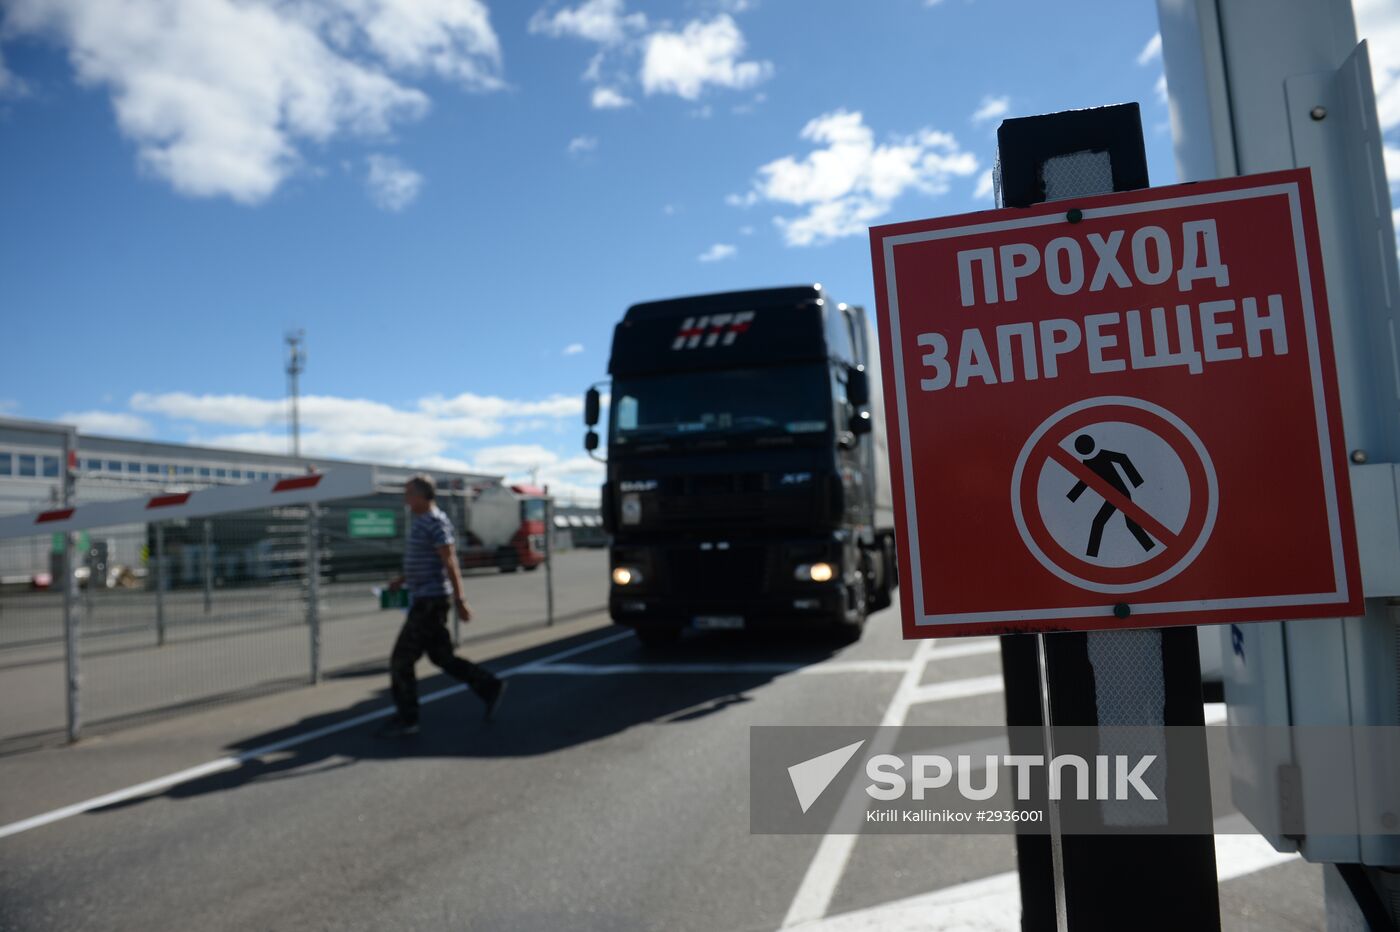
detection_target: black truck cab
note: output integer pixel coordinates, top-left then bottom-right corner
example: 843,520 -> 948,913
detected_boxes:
586,285 -> 896,646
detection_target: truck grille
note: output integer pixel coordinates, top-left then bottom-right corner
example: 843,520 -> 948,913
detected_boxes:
657,473 -> 811,526
667,546 -> 767,597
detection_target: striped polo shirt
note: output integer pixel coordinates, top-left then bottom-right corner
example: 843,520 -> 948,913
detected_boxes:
404,506 -> 455,598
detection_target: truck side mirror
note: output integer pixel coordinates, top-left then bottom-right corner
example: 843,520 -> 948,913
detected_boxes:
584,387 -> 601,427
847,366 -> 869,407
584,430 -> 600,452
851,410 -> 872,436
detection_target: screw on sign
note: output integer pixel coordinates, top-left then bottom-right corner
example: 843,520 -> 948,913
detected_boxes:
869,168 -> 1362,638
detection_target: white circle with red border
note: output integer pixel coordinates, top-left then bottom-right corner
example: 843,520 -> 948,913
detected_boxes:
1010,396 -> 1219,595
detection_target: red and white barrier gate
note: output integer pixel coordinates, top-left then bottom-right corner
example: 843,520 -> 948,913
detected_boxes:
0,465 -> 378,540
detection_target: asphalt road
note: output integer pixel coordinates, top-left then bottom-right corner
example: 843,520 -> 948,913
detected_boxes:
0,582 -> 1324,931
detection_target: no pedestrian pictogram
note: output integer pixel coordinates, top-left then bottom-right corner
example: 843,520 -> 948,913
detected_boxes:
1011,397 -> 1218,595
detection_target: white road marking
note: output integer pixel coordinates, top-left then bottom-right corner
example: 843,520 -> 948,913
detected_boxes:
781,638 -> 940,927
927,640 -> 1001,661
0,629 -> 634,841
906,675 -> 1005,706
786,824 -> 1302,930
780,649 -> 1223,927
517,660 -> 913,676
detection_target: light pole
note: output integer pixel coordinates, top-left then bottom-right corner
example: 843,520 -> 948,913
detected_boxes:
286,330 -> 306,459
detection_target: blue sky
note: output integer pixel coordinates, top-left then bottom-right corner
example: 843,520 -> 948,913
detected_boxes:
1,0 -> 1396,501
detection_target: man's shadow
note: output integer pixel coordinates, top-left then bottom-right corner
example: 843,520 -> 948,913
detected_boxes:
90,626 -> 845,814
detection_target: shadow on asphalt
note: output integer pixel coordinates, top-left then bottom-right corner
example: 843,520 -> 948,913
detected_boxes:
89,625 -> 846,815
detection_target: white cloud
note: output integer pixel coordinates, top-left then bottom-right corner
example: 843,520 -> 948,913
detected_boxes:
58,410 -> 153,437
591,85 -> 632,109
567,134 -> 598,154
1155,74 -> 1168,105
119,388 -> 585,470
1,0 -> 501,204
971,95 -> 1009,125
562,343 -> 585,355
640,15 -> 771,100
738,224 -> 755,235
734,109 -> 979,246
698,243 -> 736,262
1357,0 -> 1400,132
417,392 -> 582,419
365,154 -> 423,210
528,0 -> 646,46
1137,33 -> 1162,67
472,443 -> 559,472
442,444 -> 603,503
0,46 -> 27,97
133,389 -> 579,430
974,168 -> 994,201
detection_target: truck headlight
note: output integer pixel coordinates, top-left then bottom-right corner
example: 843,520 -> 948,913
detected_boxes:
613,566 -> 644,586
795,562 -> 835,582
621,493 -> 642,525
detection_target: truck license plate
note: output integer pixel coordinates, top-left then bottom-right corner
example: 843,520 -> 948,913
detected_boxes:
694,615 -> 744,631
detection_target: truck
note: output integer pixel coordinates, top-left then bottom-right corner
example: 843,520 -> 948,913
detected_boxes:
462,482 -> 548,572
583,285 -> 896,647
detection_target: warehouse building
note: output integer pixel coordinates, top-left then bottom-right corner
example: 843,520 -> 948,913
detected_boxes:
0,416 -> 507,583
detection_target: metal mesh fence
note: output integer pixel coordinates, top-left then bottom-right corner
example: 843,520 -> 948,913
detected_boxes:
0,500 -> 605,750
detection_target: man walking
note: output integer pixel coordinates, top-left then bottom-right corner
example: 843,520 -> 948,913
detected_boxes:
379,474 -> 505,737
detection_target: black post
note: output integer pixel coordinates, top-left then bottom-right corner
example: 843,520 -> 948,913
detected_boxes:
996,103 -> 1221,931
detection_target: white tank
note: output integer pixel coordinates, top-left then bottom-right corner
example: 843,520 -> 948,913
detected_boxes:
466,484 -> 519,549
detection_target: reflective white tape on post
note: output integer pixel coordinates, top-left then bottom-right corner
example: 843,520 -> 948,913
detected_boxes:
0,466 -> 378,540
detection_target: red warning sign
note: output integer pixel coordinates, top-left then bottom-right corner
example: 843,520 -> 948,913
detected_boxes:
869,168 -> 1361,637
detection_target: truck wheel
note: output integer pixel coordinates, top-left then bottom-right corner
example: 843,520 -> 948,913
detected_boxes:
867,547 -> 893,612
635,624 -> 682,650
833,564 -> 868,644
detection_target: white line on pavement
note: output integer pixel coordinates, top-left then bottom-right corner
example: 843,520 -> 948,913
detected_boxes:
926,640 -> 1001,661
0,629 -> 634,841
517,660 -> 914,676
781,638 -> 940,927
906,674 -> 1005,706
785,827 -> 1302,930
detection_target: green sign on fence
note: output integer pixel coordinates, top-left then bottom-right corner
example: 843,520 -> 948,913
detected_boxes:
348,509 -> 396,539
51,531 -> 90,554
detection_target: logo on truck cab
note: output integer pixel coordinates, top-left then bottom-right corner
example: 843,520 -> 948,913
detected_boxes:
671,311 -> 756,350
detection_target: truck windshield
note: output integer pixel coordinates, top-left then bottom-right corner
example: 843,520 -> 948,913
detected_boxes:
611,364 -> 830,447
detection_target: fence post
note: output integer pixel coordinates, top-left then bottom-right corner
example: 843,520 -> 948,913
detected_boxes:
307,505 -> 321,684
61,431 -> 80,743
545,497 -> 555,627
202,519 -> 213,615
154,522 -> 167,646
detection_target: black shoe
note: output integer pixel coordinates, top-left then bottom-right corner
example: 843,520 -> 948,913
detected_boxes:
376,717 -> 420,738
480,677 -> 507,722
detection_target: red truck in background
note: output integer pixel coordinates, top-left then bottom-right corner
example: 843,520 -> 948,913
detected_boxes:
458,481 -> 548,573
